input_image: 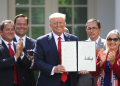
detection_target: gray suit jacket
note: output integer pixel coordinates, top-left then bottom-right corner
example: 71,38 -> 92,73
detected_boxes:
78,37 -> 106,86
86,37 -> 106,50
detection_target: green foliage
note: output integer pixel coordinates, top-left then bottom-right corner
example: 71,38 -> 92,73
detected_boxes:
59,7 -> 72,24
34,71 -> 39,83
31,8 -> 44,24
74,7 -> 87,24
66,26 -> 72,34
31,0 -> 44,5
74,0 -> 87,5
32,27 -> 44,39
59,0 -> 71,5
74,26 -> 87,41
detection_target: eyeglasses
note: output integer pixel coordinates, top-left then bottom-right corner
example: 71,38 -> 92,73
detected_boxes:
107,38 -> 120,42
86,27 -> 97,31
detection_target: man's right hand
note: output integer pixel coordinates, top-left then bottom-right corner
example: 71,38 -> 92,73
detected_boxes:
54,65 -> 65,73
15,41 -> 23,59
99,48 -> 106,67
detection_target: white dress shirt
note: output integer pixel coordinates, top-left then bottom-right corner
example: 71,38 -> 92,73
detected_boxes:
88,36 -> 100,48
15,34 -> 26,48
51,31 -> 65,75
52,31 -> 65,49
1,38 -> 24,61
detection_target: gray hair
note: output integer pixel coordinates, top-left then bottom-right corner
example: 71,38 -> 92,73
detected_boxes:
0,20 -> 14,31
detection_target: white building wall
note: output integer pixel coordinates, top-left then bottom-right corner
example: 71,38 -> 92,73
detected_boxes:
0,0 -> 8,38
115,0 -> 120,32
96,0 -> 115,39
0,0 -> 8,22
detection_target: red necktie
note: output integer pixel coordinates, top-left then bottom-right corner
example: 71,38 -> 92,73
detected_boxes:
8,43 -> 18,85
58,37 -> 67,82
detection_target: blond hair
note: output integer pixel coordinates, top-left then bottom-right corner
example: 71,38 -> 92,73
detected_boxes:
106,29 -> 120,51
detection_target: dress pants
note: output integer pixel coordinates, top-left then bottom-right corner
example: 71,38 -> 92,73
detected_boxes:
78,73 -> 99,86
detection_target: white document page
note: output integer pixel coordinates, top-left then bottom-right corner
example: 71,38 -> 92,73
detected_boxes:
61,41 -> 77,71
78,41 -> 96,71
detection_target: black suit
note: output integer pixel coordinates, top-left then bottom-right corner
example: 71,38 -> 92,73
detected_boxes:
0,40 -> 31,86
13,36 -> 36,86
33,32 -> 78,86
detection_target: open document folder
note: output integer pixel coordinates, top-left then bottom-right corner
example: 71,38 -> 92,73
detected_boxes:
61,41 -> 96,72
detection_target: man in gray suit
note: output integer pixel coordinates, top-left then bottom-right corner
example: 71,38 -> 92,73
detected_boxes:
78,19 -> 106,86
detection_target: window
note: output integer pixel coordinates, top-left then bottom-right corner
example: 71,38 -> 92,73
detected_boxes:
15,0 -> 45,39
8,0 -> 95,40
58,0 -> 87,40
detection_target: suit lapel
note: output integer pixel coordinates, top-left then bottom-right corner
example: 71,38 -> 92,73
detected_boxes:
13,37 -> 17,42
13,42 -> 17,53
23,37 -> 28,54
25,37 -> 29,49
24,37 -> 30,54
97,37 -> 104,50
48,33 -> 60,64
1,40 -> 11,57
64,32 -> 70,41
25,37 -> 34,49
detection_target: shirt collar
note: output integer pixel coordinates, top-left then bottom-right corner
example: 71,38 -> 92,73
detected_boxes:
89,36 -> 100,44
15,34 -> 26,42
52,31 -> 64,41
95,36 -> 100,44
1,38 -> 14,46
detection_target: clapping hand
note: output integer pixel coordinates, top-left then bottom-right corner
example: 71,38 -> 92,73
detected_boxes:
99,49 -> 106,67
108,51 -> 115,65
15,41 -> 23,59
19,41 -> 23,55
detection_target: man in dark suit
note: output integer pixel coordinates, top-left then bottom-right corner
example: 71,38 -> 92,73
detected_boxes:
78,19 -> 106,86
13,14 -> 36,86
33,13 -> 78,86
0,20 -> 31,86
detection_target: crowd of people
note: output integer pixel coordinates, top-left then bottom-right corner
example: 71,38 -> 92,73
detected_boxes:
0,12 -> 120,86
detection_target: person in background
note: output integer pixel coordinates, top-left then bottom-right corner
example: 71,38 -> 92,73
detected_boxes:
13,14 -> 36,86
33,12 -> 78,86
78,19 -> 106,86
0,20 -> 31,86
64,27 -> 69,33
91,29 -> 120,86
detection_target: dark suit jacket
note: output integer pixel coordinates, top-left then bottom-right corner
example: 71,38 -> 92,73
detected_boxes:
33,32 -> 78,86
13,36 -> 36,86
0,40 -> 31,86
